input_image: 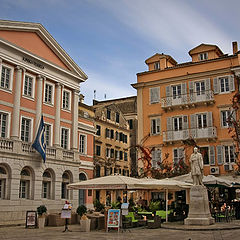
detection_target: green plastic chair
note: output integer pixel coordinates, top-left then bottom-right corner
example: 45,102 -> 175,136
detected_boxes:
125,212 -> 139,227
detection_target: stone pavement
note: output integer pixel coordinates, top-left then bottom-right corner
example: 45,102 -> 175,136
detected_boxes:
1,221 -> 240,240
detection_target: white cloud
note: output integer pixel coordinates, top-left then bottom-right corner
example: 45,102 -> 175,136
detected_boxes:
99,0 -> 233,54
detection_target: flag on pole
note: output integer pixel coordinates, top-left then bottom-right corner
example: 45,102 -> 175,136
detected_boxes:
32,115 -> 46,162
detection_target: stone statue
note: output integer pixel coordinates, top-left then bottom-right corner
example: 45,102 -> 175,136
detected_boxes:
190,147 -> 204,185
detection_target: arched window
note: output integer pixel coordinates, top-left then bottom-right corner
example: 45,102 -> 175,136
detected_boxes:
61,171 -> 71,199
79,172 -> 87,206
19,168 -> 31,199
42,170 -> 53,199
0,166 -> 7,199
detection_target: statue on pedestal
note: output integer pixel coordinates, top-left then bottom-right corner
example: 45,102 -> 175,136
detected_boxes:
190,147 -> 203,185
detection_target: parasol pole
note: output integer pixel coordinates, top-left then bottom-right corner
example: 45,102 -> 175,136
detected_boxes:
166,188 -> 168,222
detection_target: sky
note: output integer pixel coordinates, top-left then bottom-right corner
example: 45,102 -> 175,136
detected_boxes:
1,0 -> 240,105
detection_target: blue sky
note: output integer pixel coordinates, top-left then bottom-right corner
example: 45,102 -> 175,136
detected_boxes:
1,0 -> 240,105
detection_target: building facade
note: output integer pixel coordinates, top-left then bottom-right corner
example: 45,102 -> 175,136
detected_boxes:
0,20 -> 90,224
133,42 -> 240,178
93,97 -> 138,176
92,102 -> 131,205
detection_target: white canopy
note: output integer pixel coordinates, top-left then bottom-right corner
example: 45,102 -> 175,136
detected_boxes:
172,173 -> 233,187
67,175 -> 143,190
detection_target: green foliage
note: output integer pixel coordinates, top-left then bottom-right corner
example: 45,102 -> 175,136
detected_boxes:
149,201 -> 161,212
110,201 -> 119,209
76,205 -> 87,217
93,199 -> 105,212
37,205 -> 47,216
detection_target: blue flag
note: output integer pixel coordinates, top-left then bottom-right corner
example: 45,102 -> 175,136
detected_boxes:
32,115 -> 46,162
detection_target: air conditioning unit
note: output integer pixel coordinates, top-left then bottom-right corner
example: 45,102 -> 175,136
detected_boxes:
210,166 -> 219,175
224,164 -> 233,171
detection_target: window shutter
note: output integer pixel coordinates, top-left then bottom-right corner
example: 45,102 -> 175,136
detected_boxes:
229,75 -> 235,92
205,78 -> 211,90
151,119 -> 154,135
190,114 -> 197,138
179,148 -> 185,162
207,112 -> 213,127
181,83 -> 187,104
167,117 -> 172,131
209,146 -> 215,165
217,145 -> 223,165
183,115 -> 188,129
213,78 -> 219,94
151,150 -> 156,168
189,81 -> 194,102
150,87 -> 160,104
166,85 -> 171,97
156,118 -> 161,134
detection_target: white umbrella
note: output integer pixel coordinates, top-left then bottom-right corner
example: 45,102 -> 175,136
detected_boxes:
172,173 -> 233,187
67,175 -> 143,190
134,178 -> 192,222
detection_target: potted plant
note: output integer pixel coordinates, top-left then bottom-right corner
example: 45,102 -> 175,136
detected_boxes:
77,205 -> 91,232
37,205 -> 47,229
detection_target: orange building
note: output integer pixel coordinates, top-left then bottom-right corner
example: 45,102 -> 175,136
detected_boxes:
133,42 -> 240,179
0,20 -> 93,224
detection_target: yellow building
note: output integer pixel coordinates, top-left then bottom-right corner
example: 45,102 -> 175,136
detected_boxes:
132,42 -> 240,179
92,101 -> 131,205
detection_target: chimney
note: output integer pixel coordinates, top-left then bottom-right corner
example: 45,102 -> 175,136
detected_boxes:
232,41 -> 238,54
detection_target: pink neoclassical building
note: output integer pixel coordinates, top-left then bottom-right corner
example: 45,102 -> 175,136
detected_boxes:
0,19 -> 95,224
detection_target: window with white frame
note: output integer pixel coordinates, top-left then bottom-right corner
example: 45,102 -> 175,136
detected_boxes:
61,128 -> 69,149
79,134 -> 86,154
0,112 -> 8,138
61,171 -> 70,199
199,52 -> 208,61
221,110 -> 231,127
152,148 -> 161,169
1,65 -> 12,90
21,117 -> 31,142
0,166 -> 7,199
19,168 -> 31,199
173,116 -> 183,131
197,113 -> 207,128
220,77 -> 230,93
62,89 -> 71,110
150,87 -> 160,104
42,170 -> 52,199
173,148 -> 184,165
195,81 -> 205,95
44,83 -> 54,104
172,84 -> 181,99
224,145 -> 235,163
151,117 -> 160,135
23,75 -> 34,97
44,123 -> 51,146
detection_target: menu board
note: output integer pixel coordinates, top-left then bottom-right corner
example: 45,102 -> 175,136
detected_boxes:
26,211 -> 37,228
107,209 -> 121,231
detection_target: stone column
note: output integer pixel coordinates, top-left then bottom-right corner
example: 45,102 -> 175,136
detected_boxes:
72,89 -> 79,150
11,66 -> 23,140
35,75 -> 44,130
54,83 -> 61,147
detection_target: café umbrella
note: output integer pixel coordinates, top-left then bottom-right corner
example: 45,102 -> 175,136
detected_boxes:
67,175 -> 144,190
134,178 -> 193,222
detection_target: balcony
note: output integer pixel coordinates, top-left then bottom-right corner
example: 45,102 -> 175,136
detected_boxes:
190,127 -> 217,140
0,138 -> 75,161
163,129 -> 189,143
161,90 -> 214,110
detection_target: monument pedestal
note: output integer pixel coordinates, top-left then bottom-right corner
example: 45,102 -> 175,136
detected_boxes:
184,185 -> 214,226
